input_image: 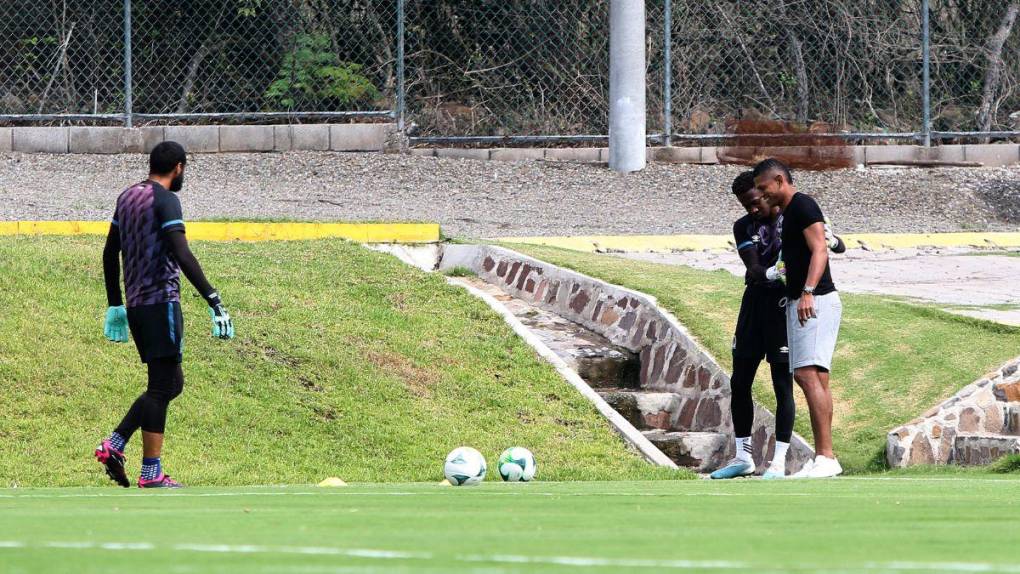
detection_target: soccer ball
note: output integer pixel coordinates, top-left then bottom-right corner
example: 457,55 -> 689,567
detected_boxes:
444,447 -> 487,486
498,447 -> 536,482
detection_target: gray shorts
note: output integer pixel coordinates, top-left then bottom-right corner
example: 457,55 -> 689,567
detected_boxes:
786,291 -> 842,372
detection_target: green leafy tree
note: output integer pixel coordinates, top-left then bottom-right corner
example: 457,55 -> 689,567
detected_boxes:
264,33 -> 378,110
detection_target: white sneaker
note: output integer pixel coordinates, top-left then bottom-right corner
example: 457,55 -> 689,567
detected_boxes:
805,456 -> 843,478
791,459 -> 815,478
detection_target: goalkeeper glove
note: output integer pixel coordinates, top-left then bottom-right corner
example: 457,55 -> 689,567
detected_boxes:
765,258 -> 786,283
205,291 -> 235,340
104,305 -> 129,343
823,217 -> 839,250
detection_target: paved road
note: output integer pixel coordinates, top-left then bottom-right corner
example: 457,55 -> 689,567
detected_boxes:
619,248 -> 1020,326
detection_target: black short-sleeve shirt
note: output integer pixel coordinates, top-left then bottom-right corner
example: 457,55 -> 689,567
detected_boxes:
779,192 -> 835,298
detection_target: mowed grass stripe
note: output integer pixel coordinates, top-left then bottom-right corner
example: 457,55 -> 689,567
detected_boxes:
504,244 -> 1020,472
0,236 -> 686,487
1,480 -> 1018,573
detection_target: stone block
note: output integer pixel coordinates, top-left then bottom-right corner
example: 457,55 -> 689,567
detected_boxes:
12,127 -> 69,153
164,126 -> 220,153
69,127 -> 143,154
141,127 -> 165,152
599,391 -> 642,429
700,146 -> 719,164
850,145 -> 866,166
490,148 -> 545,161
964,144 -> 1019,167
329,123 -> 393,151
219,126 -> 275,152
544,147 -> 601,162
953,434 -> 1020,466
435,148 -> 491,161
273,126 -> 293,151
864,145 -> 920,165
642,430 -> 729,471
995,381 -> 1020,402
1006,404 -> 1020,436
635,393 -> 682,430
409,148 -> 436,157
290,125 -> 331,151
652,146 -> 702,163
597,147 -> 610,162
0,127 -> 12,152
928,145 -> 966,163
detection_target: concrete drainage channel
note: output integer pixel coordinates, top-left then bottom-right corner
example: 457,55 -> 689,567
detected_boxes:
375,242 -> 814,474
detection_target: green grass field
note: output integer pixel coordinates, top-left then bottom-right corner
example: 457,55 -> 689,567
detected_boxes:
2,478 -> 1019,574
505,244 -> 1020,473
0,236 -> 680,486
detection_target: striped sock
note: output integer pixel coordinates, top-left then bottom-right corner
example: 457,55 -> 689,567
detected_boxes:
735,437 -> 753,463
141,457 -> 161,481
108,432 -> 127,452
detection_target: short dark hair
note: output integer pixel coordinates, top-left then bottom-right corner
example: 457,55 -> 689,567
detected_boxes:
149,141 -> 187,175
751,158 -> 793,185
731,171 -> 755,195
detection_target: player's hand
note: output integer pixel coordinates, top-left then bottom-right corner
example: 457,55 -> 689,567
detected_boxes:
797,293 -> 817,325
205,292 -> 235,340
824,217 -> 840,250
765,260 -> 786,283
104,305 -> 129,343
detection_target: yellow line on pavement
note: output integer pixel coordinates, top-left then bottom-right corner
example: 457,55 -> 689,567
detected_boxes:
0,221 -> 440,243
500,232 -> 1020,253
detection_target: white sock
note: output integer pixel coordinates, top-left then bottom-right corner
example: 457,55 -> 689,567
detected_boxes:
771,441 -> 790,469
735,437 -> 753,463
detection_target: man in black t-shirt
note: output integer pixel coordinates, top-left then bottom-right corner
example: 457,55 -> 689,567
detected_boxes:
753,158 -> 844,479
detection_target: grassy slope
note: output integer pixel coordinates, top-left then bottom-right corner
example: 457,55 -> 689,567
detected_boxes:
507,244 -> 1020,472
0,236 -> 683,487
2,479 -> 1019,573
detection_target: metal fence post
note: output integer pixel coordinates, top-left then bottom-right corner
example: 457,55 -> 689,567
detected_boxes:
663,0 -> 672,146
396,0 -> 406,132
123,0 -> 133,128
921,0 -> 931,146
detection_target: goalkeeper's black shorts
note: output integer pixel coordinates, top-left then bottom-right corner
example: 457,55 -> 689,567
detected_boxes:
127,301 -> 184,364
732,284 -> 788,364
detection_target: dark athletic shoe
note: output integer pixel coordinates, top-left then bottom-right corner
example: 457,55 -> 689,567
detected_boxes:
94,440 -> 130,488
138,473 -> 183,489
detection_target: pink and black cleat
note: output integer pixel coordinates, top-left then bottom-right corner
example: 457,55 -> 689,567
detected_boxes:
138,473 -> 183,489
94,440 -> 130,488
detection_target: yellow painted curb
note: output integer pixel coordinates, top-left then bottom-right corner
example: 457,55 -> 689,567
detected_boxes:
0,221 -> 440,243
500,232 -> 1020,253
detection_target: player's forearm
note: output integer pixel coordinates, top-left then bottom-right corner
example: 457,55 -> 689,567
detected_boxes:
103,233 -> 123,307
167,232 -> 216,300
805,245 -> 828,289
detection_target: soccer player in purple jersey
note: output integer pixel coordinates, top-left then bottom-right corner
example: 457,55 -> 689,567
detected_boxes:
94,141 -> 234,488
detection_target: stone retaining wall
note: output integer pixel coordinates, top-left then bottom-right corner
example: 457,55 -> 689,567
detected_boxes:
440,244 -> 815,471
3,126 -> 1017,167
413,144 -> 1020,167
887,356 -> 1020,466
0,124 -> 394,154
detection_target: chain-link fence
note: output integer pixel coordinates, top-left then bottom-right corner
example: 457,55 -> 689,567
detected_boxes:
1,1 -> 1018,141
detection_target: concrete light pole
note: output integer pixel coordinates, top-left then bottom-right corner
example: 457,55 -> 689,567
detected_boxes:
609,0 -> 646,173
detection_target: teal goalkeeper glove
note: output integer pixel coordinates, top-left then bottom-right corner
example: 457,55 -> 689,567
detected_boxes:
206,292 -> 235,340
104,306 -> 129,343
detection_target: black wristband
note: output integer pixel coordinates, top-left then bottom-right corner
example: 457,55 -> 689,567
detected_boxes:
205,290 -> 222,307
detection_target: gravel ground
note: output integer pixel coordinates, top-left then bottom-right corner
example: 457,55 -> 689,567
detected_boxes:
1,152 -> 1018,238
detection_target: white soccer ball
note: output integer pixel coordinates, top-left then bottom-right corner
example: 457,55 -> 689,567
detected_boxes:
498,447 -> 536,482
444,447 -> 487,486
